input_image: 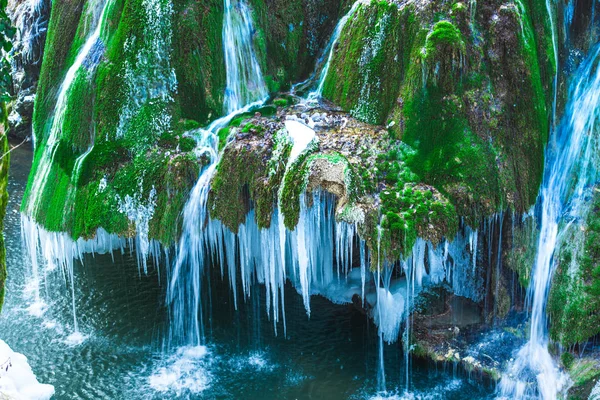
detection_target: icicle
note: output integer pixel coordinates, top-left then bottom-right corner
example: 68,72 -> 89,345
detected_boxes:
360,240 -> 366,307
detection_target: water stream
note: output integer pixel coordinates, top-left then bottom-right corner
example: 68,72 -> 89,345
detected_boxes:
498,44 -> 600,400
168,0 -> 268,348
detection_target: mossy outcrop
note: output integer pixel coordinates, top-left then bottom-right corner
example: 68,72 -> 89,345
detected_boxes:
548,189 -> 600,346
207,104 -> 460,264
249,0 -> 349,92
23,0 -> 357,247
209,117 -> 291,231
322,0 -> 553,221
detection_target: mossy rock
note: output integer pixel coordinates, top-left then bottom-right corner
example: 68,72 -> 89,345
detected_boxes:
209,121 -> 291,232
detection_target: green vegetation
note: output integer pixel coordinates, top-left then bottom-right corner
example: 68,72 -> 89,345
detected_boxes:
23,0 -> 201,247
366,144 -> 458,259
32,0 -> 86,143
565,358 -> 600,400
172,0 -> 226,124
279,150 -> 356,230
249,0 -> 347,92
322,1 -> 409,125
548,193 -> 600,346
210,126 -> 291,231
422,20 -> 465,59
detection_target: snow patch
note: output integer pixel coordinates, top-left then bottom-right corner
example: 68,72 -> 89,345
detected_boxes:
0,340 -> 54,400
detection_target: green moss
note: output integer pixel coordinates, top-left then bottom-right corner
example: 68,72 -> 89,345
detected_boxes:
402,87 -> 500,222
506,215 -> 537,288
451,2 -> 467,13
210,128 -> 291,231
369,144 -> 458,260
487,1 -> 549,211
422,20 -> 465,59
322,1 -> 409,125
33,0 -> 86,142
172,0 -> 225,123
548,193 -> 600,346
273,98 -> 288,108
562,352 -> 575,370
61,69 -> 95,150
248,0 -> 346,91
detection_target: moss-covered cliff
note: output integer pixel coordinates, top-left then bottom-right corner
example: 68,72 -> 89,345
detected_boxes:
23,0 -> 353,247
321,0 -> 554,219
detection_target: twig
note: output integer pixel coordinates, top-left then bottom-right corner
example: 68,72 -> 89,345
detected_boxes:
0,357 -> 11,374
0,135 -> 30,161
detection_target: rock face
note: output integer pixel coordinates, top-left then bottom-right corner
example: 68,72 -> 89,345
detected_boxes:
22,0 -> 555,245
321,0 -> 555,217
7,0 -> 50,140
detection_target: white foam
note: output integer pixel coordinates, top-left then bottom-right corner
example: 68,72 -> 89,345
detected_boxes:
148,346 -> 212,395
0,339 -> 54,400
63,331 -> 89,347
25,300 -> 48,318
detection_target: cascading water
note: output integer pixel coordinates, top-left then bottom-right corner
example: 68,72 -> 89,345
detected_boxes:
305,0 -> 365,101
25,0 -> 111,217
20,0 -> 113,342
167,0 -> 268,347
223,0 -> 267,113
499,45 -> 600,400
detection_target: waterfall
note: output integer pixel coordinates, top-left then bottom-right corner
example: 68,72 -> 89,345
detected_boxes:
168,0 -> 267,347
223,0 -> 268,113
306,0 -> 365,101
499,45 -> 600,400
19,0 -> 112,341
25,0 -> 111,217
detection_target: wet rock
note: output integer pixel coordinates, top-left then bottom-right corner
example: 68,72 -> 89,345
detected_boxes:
7,0 -> 50,140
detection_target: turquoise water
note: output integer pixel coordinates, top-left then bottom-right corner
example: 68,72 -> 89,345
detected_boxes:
0,144 -> 494,399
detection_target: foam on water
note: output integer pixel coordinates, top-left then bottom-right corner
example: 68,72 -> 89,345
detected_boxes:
148,346 -> 212,395
63,331 -> 89,347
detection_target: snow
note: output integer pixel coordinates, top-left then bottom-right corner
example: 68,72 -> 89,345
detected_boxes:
0,340 -> 54,400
